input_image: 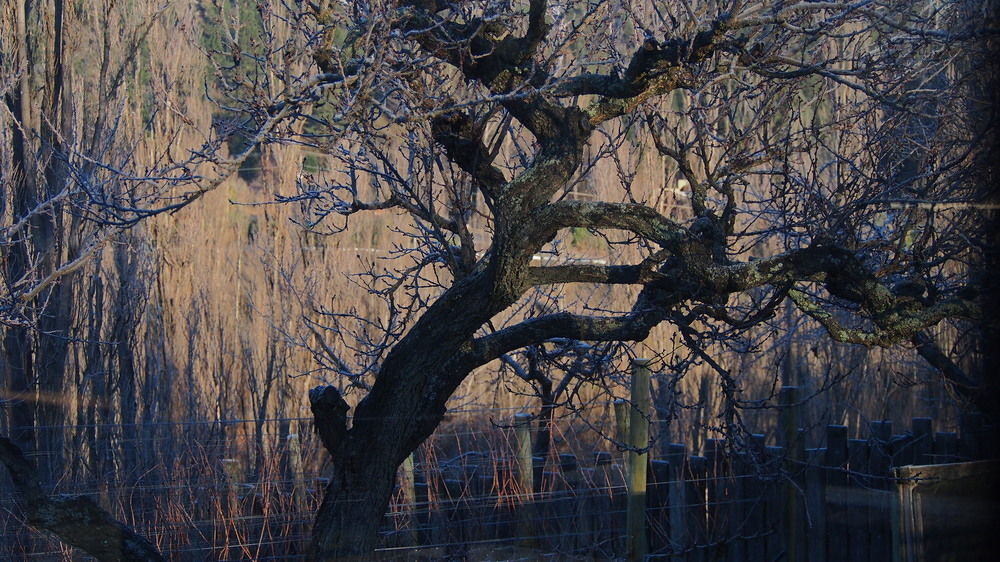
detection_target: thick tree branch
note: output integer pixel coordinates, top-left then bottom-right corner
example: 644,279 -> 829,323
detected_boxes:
527,264 -> 649,285
468,310 -> 661,367
788,289 -> 978,347
709,244 -> 905,308
527,249 -> 670,285
910,331 -> 980,390
464,268 -> 687,367
522,0 -> 549,58
334,194 -> 407,215
524,200 -> 687,249
575,16 -> 737,125
704,283 -> 793,329
431,111 -> 507,199
0,438 -> 164,562
394,1 -> 590,151
710,246 -> 845,291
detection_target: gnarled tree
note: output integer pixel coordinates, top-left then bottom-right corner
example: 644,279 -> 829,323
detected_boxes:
4,0 -> 996,560
272,1 -> 993,557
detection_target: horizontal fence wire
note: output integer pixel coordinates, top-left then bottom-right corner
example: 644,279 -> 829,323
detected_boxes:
1,410 -> 993,561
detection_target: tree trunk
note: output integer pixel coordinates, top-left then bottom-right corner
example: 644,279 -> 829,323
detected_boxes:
308,251 -> 527,557
309,452 -> 400,560
308,346 -> 474,559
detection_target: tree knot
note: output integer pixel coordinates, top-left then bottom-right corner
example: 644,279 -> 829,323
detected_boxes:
310,385 -> 351,455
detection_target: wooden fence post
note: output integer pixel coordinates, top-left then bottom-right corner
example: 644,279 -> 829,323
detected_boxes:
824,425 -> 849,562
726,450 -> 747,562
805,446 -> 827,562
220,457 -> 242,519
401,453 -> 417,505
627,358 -> 651,561
514,412 -> 535,547
514,413 -> 534,495
911,418 -> 933,466
287,432 -> 305,509
687,454 -> 709,562
869,420 -> 893,562
958,413 -> 984,460
934,431 -> 958,462
778,386 -> 803,562
667,442 -> 688,562
847,438 -> 871,562
615,398 -> 631,471
744,434 -> 767,561
765,444 -> 785,560
400,453 -> 417,544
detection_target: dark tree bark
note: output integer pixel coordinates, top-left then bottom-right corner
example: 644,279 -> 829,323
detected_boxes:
0,438 -> 164,562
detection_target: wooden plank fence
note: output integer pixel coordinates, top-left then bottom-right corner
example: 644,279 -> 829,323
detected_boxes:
895,460 -> 1000,562
379,368 -> 998,560
1,381 -> 995,560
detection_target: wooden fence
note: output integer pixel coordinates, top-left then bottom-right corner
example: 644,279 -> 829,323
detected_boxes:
896,460 -> 1000,562
1,369 -> 995,560
378,363 -> 998,561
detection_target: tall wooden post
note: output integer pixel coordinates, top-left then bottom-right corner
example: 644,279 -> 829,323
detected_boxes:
824,425 -> 849,562
667,442 -> 688,561
615,398 -> 631,472
514,413 -> 535,546
221,457 -> 242,518
287,432 -> 306,509
400,453 -> 417,544
779,386 -> 802,562
627,358 -> 652,561
514,413 -> 534,495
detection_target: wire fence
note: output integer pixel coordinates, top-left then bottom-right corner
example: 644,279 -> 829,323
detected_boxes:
1,401 -> 996,561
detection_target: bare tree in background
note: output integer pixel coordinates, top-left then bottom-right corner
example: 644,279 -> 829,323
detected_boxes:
3,0 -> 997,560
0,2 -> 185,558
0,1 -> 177,477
